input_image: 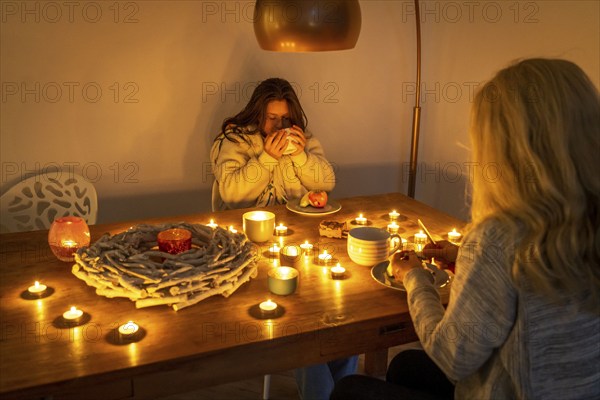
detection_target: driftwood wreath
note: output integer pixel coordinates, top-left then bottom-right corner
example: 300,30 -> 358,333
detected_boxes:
73,222 -> 258,311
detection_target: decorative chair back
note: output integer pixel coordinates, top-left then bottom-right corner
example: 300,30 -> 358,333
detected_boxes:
0,173 -> 98,233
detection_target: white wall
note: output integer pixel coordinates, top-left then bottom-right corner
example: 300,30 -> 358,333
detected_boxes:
1,0 -> 598,224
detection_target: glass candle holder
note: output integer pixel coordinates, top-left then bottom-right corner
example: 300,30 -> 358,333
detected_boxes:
280,245 -> 302,267
157,228 -> 192,255
268,266 -> 299,295
48,217 -> 91,262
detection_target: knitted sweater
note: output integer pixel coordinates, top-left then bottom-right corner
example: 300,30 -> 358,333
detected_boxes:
210,126 -> 335,211
404,219 -> 600,399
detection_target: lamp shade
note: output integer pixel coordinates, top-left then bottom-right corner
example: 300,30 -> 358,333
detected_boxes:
253,0 -> 361,52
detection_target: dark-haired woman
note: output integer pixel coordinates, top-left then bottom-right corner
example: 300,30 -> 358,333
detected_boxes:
211,78 -> 357,399
210,77 -> 335,211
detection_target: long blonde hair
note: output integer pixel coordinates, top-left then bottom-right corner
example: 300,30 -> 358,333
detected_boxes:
469,58 -> 599,312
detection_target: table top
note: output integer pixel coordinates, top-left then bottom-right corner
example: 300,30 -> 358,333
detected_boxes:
0,192 -> 465,399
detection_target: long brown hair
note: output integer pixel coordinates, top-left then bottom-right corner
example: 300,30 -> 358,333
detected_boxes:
469,58 -> 599,312
218,78 -> 308,141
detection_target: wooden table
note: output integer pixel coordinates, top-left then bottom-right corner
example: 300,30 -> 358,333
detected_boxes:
0,193 -> 464,400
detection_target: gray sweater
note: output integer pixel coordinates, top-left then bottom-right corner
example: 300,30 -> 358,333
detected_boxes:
404,219 -> 600,399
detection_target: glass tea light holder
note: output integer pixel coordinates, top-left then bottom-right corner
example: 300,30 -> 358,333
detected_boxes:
387,222 -> 400,234
280,245 -> 302,267
48,217 -> 91,262
299,240 -> 313,255
275,223 -> 288,236
354,214 -> 367,225
318,250 -> 333,265
448,228 -> 462,244
157,228 -> 192,255
243,211 -> 275,242
388,210 -> 400,221
268,266 -> 299,296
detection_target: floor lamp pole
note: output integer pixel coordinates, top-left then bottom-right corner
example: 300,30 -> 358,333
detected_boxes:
407,0 -> 422,198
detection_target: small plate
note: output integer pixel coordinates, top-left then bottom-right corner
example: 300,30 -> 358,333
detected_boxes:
286,198 -> 341,216
371,261 -> 452,291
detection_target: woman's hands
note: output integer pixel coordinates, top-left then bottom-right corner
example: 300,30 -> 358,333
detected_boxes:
391,239 -> 459,282
264,125 -> 306,159
390,251 -> 422,282
422,240 -> 459,264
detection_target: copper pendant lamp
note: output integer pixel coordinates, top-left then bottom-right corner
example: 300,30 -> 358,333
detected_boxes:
253,0 -> 362,52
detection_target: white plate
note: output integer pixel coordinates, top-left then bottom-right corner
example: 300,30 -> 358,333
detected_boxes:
371,261 -> 452,291
286,198 -> 341,216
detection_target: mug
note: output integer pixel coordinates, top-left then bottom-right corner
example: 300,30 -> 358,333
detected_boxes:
347,227 -> 403,266
243,211 -> 276,243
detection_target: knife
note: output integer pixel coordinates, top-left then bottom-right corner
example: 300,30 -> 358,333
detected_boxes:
417,219 -> 437,245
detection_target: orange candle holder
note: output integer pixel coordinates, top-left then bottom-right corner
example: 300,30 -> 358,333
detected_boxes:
157,228 -> 192,255
48,217 -> 91,262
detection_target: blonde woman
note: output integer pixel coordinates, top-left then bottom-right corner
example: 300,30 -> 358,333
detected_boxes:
331,58 -> 600,399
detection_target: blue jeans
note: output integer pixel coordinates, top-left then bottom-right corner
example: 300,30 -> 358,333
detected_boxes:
294,355 -> 359,400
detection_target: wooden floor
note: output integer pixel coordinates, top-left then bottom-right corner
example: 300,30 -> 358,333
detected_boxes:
157,342 -> 422,400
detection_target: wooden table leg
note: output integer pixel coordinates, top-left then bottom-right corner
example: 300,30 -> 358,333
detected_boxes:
364,349 -> 389,377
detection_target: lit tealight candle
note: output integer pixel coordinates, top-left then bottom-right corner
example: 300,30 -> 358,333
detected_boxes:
355,214 -> 367,225
63,306 -> 83,322
228,225 -> 237,233
299,240 -> 313,255
259,299 -> 278,315
414,230 -> 428,244
28,281 -> 47,295
280,245 -> 300,266
268,243 -> 281,255
387,222 -> 400,234
318,250 -> 332,265
389,210 -> 400,220
207,219 -> 218,229
275,223 -> 288,236
61,239 -> 78,247
118,321 -> 140,337
331,263 -> 346,279
282,246 -> 298,257
448,228 -> 462,243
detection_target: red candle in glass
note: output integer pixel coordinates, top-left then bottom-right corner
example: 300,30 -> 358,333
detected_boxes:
48,217 -> 91,262
157,228 -> 192,255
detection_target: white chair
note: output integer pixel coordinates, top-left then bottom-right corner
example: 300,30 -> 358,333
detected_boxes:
0,172 -> 97,233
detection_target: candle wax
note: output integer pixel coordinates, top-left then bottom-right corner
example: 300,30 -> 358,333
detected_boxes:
299,241 -> 313,253
28,281 -> 47,294
331,264 -> 346,278
319,250 -> 332,263
118,321 -> 139,336
355,214 -> 367,224
275,223 -> 288,235
63,306 -> 83,321
282,246 -> 298,257
259,300 -> 278,313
